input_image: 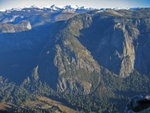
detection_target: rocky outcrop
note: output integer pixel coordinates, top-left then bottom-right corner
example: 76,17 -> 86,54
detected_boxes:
38,30 -> 101,94
0,21 -> 32,33
19,20 -> 32,30
35,9 -> 150,94
77,12 -> 150,78
0,8 -> 150,95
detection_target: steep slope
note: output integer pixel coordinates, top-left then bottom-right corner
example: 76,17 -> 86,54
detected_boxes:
76,9 -> 150,77
0,23 -> 55,83
37,19 -> 101,94
31,9 -> 150,94
0,8 -> 150,113
0,21 -> 31,33
32,9 -> 150,112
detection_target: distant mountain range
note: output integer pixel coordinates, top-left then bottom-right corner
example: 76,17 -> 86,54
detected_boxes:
0,7 -> 150,113
0,6 -> 94,33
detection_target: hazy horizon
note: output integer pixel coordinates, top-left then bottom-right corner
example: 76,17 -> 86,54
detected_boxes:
0,0 -> 150,11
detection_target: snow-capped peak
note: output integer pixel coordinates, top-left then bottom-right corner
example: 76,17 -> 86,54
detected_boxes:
50,4 -> 57,10
64,5 -> 74,10
50,4 -> 62,11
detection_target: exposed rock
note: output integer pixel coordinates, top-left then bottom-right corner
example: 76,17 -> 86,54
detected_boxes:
19,20 -> 32,30
31,65 -> 39,81
62,8 -> 75,13
0,8 -> 150,96
38,23 -> 101,94
78,14 -> 150,78
0,21 -> 32,33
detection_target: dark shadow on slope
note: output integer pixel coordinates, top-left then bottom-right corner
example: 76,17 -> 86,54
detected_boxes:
0,23 -> 55,84
78,15 -> 124,75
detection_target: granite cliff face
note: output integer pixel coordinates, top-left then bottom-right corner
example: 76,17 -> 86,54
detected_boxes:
76,10 -> 150,78
16,9 -> 150,95
0,21 -> 31,33
28,9 -> 150,95
0,8 -> 150,113
37,21 -> 101,94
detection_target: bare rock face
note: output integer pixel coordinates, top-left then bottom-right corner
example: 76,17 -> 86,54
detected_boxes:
78,14 -> 150,78
95,19 -> 139,77
79,17 -> 136,77
54,38 -> 100,94
36,11 -> 150,94
38,32 -> 101,94
0,21 -> 32,33
62,8 -> 75,13
111,21 -> 136,77
2,9 -> 148,95
19,20 -> 32,30
57,78 -> 92,95
0,23 -> 16,33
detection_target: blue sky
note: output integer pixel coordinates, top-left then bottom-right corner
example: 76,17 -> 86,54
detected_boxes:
0,0 -> 150,10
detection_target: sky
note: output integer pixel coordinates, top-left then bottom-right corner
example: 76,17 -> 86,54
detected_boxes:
0,0 -> 150,11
